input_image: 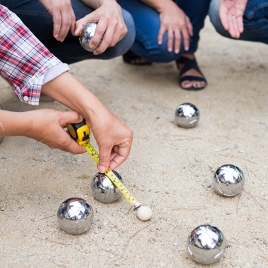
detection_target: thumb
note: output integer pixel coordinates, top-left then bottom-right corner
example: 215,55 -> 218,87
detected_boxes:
97,144 -> 111,173
74,17 -> 90,36
61,111 -> 83,126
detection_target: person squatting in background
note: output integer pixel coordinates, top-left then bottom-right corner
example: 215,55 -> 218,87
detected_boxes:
118,0 -> 211,90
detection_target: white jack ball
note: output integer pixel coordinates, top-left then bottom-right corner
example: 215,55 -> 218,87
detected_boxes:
137,206 -> 152,221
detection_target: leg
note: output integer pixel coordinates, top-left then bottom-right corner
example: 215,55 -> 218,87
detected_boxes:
118,0 -> 184,63
1,0 -> 135,64
118,0 -> 209,89
209,0 -> 268,44
175,0 -> 210,90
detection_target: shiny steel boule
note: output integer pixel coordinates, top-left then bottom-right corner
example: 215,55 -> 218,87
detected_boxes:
79,23 -> 100,52
187,224 -> 228,265
213,164 -> 244,197
175,103 -> 199,128
92,171 -> 123,203
57,198 -> 94,235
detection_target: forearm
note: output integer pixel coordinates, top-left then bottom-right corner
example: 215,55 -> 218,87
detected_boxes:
0,110 -> 34,136
41,72 -> 105,127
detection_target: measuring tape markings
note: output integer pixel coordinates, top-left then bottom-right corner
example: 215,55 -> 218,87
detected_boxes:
83,143 -> 140,208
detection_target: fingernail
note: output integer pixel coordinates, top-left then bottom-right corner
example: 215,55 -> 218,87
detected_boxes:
98,165 -> 106,173
175,49 -> 179,54
185,47 -> 189,51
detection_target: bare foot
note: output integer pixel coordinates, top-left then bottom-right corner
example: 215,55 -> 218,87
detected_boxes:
177,53 -> 207,90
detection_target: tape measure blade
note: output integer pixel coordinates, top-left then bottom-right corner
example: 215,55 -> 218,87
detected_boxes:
105,169 -> 139,206
83,142 -> 140,207
83,143 -> 99,164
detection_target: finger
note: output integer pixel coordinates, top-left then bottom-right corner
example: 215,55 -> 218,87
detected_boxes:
98,144 -> 112,173
74,19 -> 85,36
57,11 -> 72,42
232,17 -> 240,38
228,13 -> 237,38
219,5 -> 230,31
157,24 -> 166,45
59,110 -> 83,127
70,19 -> 76,36
181,26 -> 190,52
59,111 -> 86,154
167,27 -> 174,52
186,17 -> 193,36
109,143 -> 131,170
93,20 -> 110,54
237,17 -> 244,36
52,11 -> 62,40
69,7 -> 76,36
109,23 -> 126,47
60,129 -> 86,154
173,28 -> 181,54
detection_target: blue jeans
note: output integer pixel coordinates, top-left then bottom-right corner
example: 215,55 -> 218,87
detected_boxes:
0,0 -> 135,64
117,0 -> 211,63
209,0 -> 268,43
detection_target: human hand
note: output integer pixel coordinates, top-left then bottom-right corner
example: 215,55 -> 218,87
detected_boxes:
25,109 -> 86,153
84,105 -> 133,173
39,0 -> 76,42
157,1 -> 193,53
41,72 -> 133,172
219,0 -> 247,38
74,0 -> 127,55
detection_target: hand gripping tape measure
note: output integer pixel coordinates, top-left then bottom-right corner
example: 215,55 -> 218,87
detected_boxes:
67,120 -> 141,209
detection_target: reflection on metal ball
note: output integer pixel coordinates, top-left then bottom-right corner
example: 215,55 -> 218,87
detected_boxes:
175,103 -> 199,128
57,197 -> 94,235
187,224 -> 228,265
92,171 -> 123,203
213,164 -> 244,197
79,23 -> 100,52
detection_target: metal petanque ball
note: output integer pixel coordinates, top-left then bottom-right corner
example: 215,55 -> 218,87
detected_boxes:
187,224 -> 228,265
79,23 -> 100,52
213,164 -> 244,197
57,197 -> 94,235
175,103 -> 199,128
92,171 -> 123,203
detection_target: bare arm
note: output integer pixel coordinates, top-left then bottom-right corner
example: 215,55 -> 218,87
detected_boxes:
74,0 -> 127,55
41,72 -> 133,173
0,109 -> 86,153
0,72 -> 133,173
140,0 -> 193,53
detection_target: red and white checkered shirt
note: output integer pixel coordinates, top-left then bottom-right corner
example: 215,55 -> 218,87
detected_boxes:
0,5 -> 65,105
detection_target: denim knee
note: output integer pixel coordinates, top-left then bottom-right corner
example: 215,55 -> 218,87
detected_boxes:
120,9 -> 135,54
209,0 -> 229,37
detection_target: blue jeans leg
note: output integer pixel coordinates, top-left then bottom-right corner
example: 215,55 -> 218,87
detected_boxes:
118,0 -> 210,63
209,0 -> 268,44
0,0 -> 135,64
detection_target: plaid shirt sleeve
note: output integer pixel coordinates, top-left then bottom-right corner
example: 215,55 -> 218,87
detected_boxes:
0,5 -> 64,105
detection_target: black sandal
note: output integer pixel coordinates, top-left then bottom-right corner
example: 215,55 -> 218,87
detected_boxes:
176,56 -> 207,90
123,50 -> 152,66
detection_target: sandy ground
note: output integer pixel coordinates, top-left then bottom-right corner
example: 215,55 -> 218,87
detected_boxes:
1,18 -> 268,268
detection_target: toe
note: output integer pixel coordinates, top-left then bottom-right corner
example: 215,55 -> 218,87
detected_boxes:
181,81 -> 193,88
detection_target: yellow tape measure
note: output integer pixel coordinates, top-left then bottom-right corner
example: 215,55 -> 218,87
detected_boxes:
67,120 -> 141,209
